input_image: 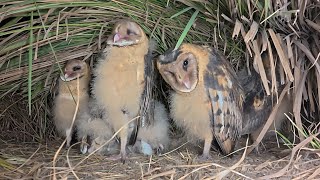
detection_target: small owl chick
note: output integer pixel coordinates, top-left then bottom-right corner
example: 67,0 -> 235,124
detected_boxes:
131,101 -> 170,155
92,20 -> 154,162
157,44 -> 244,159
53,59 -> 90,148
77,97 -> 119,155
239,67 -> 293,150
77,112 -> 119,155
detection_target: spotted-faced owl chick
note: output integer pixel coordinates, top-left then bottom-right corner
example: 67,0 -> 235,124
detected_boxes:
131,101 -> 170,155
239,66 -> 293,151
92,20 -> 154,162
53,59 -> 90,148
156,43 -> 244,159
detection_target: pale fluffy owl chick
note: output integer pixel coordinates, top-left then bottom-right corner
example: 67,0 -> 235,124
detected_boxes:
76,97 -> 119,155
53,59 -> 90,148
131,101 -> 170,155
77,112 -> 119,155
157,44 -> 244,160
92,20 -> 154,162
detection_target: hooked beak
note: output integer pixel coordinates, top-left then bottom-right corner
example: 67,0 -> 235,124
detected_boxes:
60,72 -> 72,82
113,33 -> 121,43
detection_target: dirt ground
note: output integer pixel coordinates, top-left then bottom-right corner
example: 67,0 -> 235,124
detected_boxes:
1,136 -> 320,180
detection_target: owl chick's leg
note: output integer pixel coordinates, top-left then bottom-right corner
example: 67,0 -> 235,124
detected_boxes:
65,127 -> 72,148
119,128 -> 128,163
249,126 -> 266,154
197,135 -> 213,161
107,111 -> 129,163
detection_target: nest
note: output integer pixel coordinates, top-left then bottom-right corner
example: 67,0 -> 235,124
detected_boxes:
0,0 -> 320,179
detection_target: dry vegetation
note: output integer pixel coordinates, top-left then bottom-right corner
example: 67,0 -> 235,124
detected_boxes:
0,0 -> 320,179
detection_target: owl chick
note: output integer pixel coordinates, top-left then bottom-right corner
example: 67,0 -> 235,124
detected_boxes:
77,97 -> 119,155
131,101 -> 170,155
239,66 -> 293,150
92,20 -> 154,162
156,43 -> 244,159
77,113 -> 119,155
53,59 -> 90,148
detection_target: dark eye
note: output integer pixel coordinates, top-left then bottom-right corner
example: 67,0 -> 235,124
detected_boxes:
183,59 -> 188,66
73,66 -> 81,71
182,59 -> 188,71
127,29 -> 136,35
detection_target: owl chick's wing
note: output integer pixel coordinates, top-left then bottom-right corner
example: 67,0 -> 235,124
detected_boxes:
205,49 -> 243,155
128,39 -> 157,145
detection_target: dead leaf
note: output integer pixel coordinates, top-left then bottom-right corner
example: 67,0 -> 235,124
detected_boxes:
232,19 -> 242,39
306,19 -> 320,33
253,40 -> 270,95
268,29 -> 294,82
244,21 -> 259,43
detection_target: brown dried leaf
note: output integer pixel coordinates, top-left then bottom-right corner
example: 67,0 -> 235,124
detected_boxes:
294,58 -> 302,97
306,19 -> 320,33
253,40 -> 270,95
244,21 -> 259,43
279,62 -> 285,85
293,69 -> 308,141
268,29 -> 294,82
294,41 -> 320,73
307,76 -> 315,112
317,73 -> 320,113
240,24 -> 253,57
261,30 -> 268,53
232,19 -> 242,39
286,36 -> 294,69
267,40 -> 277,94
298,0 -> 307,27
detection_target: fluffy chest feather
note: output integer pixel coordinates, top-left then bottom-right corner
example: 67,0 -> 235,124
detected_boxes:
170,84 -> 213,139
94,47 -> 145,112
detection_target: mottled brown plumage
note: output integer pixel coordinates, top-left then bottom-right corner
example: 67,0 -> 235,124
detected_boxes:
92,20 -> 153,162
53,59 -> 90,147
157,43 -> 244,159
239,65 -> 293,150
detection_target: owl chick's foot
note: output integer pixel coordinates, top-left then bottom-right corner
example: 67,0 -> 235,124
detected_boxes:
195,153 -> 213,162
252,142 -> 266,155
107,152 -> 127,164
80,135 -> 89,154
155,144 -> 165,155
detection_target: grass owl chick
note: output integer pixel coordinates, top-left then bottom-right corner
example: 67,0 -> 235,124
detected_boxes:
92,20 -> 154,162
53,59 -> 90,148
156,43 -> 244,159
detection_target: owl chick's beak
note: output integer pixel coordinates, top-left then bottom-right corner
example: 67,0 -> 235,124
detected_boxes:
113,33 -> 121,43
60,71 -> 74,82
183,77 -> 191,90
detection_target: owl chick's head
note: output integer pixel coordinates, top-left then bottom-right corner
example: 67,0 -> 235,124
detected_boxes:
107,20 -> 146,47
156,44 -> 200,93
60,59 -> 89,82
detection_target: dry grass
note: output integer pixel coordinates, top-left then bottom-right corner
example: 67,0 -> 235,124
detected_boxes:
0,136 -> 320,179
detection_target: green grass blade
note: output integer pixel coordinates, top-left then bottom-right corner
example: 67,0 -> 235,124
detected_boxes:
28,11 -> 34,115
174,9 -> 199,50
170,7 -> 192,19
